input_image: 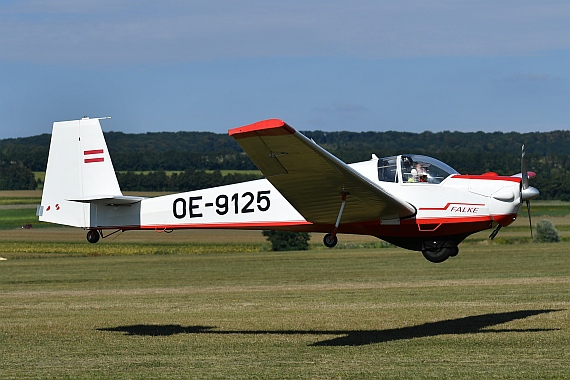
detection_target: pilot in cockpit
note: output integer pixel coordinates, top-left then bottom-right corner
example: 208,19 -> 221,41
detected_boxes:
413,162 -> 428,182
404,157 -> 428,183
402,156 -> 429,183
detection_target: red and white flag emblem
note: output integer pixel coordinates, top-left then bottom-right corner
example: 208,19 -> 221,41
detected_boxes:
84,149 -> 104,163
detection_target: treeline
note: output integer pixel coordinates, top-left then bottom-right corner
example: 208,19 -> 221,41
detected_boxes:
0,131 -> 252,172
1,129 -> 570,199
4,129 -> 570,172
117,170 -> 261,192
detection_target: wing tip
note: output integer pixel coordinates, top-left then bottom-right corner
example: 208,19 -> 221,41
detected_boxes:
229,119 -> 295,138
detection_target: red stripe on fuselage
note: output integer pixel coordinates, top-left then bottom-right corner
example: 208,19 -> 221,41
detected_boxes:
92,213 -> 517,239
452,174 -> 521,183
419,202 -> 486,211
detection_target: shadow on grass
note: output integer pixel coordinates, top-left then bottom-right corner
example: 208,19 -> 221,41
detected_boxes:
97,309 -> 561,347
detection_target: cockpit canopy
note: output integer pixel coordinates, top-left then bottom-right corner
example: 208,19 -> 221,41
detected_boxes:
377,154 -> 458,184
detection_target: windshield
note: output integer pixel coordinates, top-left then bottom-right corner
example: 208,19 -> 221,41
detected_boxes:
377,156 -> 398,182
377,154 -> 458,184
400,155 -> 458,184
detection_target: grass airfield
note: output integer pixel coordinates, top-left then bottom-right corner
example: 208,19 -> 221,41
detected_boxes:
0,193 -> 569,379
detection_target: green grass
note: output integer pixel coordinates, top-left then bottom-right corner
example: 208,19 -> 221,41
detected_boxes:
0,197 -> 41,205
529,202 -> 570,217
0,241 -> 262,257
0,244 -> 568,379
0,208 -> 48,230
0,194 -> 568,378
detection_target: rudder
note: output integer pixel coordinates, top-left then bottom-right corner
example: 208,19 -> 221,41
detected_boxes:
38,117 -> 122,228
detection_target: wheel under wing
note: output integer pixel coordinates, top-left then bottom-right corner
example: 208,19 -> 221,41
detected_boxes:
229,119 -> 416,225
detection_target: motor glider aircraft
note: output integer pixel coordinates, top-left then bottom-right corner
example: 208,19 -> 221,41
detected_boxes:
37,117 -> 539,263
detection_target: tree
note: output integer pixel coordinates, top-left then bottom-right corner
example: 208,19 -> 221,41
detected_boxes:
262,230 -> 310,251
0,161 -> 37,190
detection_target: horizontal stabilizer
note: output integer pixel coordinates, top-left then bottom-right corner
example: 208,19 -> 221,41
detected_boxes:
68,195 -> 146,205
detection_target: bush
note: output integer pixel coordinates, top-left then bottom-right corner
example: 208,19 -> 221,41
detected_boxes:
535,219 -> 560,243
262,230 -> 310,251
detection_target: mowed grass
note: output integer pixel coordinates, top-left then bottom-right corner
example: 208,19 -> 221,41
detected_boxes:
0,236 -> 568,378
1,194 -> 569,378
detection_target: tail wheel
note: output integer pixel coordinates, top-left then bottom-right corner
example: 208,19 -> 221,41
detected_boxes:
323,233 -> 338,248
86,230 -> 100,244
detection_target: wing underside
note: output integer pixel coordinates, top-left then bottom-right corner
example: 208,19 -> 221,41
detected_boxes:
229,119 -> 416,225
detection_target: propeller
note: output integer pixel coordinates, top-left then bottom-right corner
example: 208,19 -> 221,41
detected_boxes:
520,145 -> 540,240
521,145 -> 529,191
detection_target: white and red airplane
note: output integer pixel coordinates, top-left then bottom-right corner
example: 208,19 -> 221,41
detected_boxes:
38,117 -> 539,263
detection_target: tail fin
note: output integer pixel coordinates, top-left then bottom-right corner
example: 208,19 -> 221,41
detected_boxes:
38,117 -> 122,228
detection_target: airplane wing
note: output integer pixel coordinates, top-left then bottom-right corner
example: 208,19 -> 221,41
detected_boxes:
229,119 -> 416,224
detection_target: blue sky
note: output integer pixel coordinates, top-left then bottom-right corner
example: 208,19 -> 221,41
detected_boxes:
1,1 -> 569,138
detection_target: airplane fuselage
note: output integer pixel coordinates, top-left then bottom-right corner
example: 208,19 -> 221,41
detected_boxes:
86,155 -> 522,245
39,117 -> 537,263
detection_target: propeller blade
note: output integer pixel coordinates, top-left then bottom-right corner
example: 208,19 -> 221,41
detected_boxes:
521,144 -> 529,191
521,144 -> 537,241
520,144 -> 539,201
526,200 -> 533,241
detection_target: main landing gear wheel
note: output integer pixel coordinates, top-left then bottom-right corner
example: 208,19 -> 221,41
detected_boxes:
422,248 -> 452,263
323,233 -> 338,248
421,241 -> 458,263
86,229 -> 100,244
449,246 -> 459,257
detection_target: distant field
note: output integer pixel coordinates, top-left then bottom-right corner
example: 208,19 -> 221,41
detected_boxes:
0,190 -> 42,199
33,171 -> 45,183
33,170 -> 263,179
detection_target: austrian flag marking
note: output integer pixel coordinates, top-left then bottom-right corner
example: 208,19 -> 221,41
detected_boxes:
84,149 -> 104,163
